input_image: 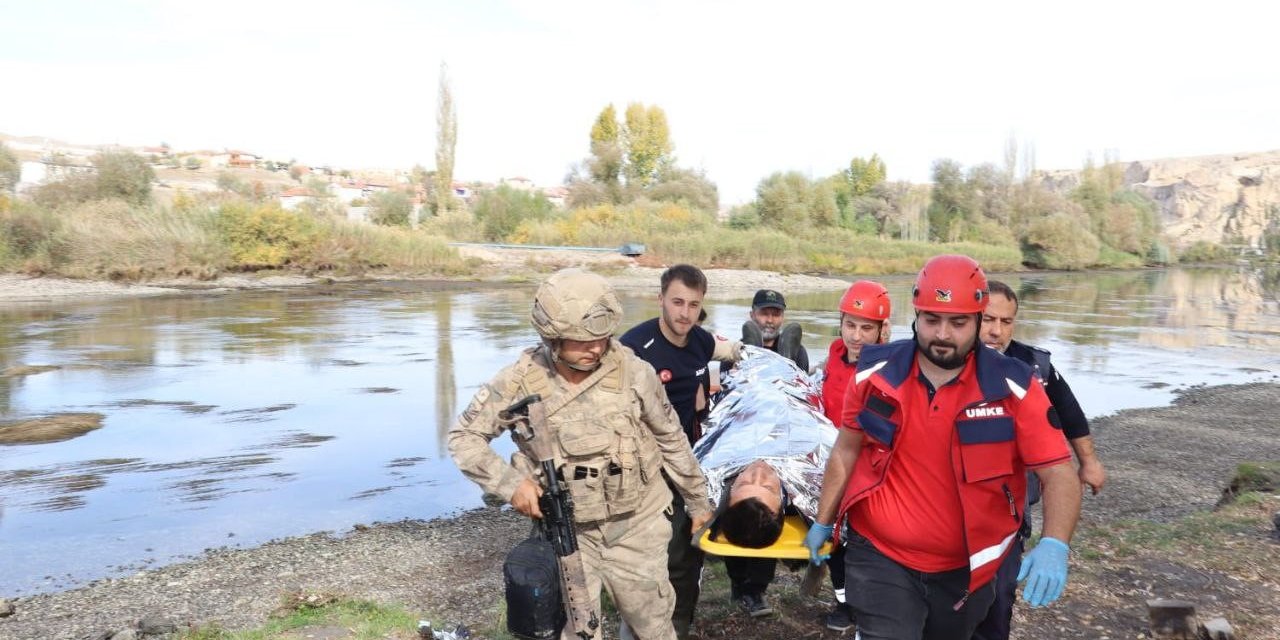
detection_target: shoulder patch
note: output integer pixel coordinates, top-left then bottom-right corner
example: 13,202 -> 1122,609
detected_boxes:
1046,406 -> 1062,430
460,385 -> 493,423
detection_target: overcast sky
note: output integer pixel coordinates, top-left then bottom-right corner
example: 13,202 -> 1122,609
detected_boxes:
3,0 -> 1278,204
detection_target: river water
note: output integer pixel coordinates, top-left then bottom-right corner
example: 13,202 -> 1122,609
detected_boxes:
1,267 -> 1278,596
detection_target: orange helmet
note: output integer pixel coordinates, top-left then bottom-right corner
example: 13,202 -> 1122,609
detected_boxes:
911,255 -> 989,314
838,280 -> 891,321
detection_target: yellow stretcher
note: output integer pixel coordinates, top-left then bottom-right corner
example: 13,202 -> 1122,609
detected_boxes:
697,514 -> 833,560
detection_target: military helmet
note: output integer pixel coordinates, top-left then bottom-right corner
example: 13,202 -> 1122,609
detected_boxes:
530,268 -> 623,341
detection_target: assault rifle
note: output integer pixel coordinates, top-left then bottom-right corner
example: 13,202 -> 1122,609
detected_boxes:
502,394 -> 600,640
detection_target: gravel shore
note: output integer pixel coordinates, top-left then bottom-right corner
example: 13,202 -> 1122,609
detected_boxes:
3,383 -> 1277,640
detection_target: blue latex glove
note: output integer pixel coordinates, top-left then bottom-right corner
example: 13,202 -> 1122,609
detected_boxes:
1016,537 -> 1070,607
803,522 -> 834,565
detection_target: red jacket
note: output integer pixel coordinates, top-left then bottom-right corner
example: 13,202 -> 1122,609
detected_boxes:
836,340 -> 1071,596
821,340 -> 856,426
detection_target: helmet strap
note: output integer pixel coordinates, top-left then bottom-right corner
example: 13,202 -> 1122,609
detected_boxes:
548,338 -> 605,373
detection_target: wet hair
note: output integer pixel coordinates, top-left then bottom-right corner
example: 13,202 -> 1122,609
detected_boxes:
986,280 -> 1018,311
719,497 -> 784,548
660,264 -> 708,295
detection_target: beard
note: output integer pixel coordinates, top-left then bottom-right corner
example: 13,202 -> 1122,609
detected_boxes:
759,325 -> 779,341
918,336 -> 973,370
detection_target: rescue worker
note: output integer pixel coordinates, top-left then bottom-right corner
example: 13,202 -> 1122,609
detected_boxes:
805,255 -> 1082,640
816,279 -> 893,632
448,268 -> 714,640
972,279 -> 1107,640
620,264 -> 741,639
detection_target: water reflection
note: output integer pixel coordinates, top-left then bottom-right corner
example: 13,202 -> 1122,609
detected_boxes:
0,267 -> 1276,596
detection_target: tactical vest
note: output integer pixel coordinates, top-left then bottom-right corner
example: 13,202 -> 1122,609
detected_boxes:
507,342 -> 664,524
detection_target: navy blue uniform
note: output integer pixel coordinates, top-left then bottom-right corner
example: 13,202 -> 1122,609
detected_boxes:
621,317 -> 717,443
974,339 -> 1089,640
620,317 -> 717,639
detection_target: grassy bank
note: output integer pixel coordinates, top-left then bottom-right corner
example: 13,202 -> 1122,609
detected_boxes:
0,197 -> 475,281
430,200 -> 1026,274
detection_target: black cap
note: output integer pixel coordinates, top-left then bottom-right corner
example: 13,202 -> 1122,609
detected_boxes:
752,289 -> 786,310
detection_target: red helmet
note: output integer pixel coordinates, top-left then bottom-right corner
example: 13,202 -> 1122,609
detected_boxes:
911,254 -> 989,314
839,280 -> 891,321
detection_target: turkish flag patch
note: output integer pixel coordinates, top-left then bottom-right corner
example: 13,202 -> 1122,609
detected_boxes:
659,369 -> 673,383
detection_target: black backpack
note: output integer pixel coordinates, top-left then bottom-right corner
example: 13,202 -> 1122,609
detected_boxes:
503,535 -> 565,640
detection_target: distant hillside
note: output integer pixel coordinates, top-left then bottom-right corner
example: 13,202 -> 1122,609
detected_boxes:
1040,151 -> 1280,250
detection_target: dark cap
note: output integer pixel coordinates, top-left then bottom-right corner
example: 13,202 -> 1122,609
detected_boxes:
752,289 -> 786,310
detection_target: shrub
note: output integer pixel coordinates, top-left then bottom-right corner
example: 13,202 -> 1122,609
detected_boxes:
57,199 -> 226,280
217,202 -> 316,268
368,190 -> 414,227
1178,240 -> 1232,263
1022,213 -> 1102,269
471,185 -> 554,240
0,201 -> 63,272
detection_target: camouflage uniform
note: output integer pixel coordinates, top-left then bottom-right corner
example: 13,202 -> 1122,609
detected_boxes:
448,269 -> 713,640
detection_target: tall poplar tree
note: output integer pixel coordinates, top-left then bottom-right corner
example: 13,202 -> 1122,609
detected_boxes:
434,62 -> 458,215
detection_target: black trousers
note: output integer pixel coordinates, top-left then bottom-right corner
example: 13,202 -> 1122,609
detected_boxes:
665,481 -> 704,639
971,527 -> 1027,640
725,556 -> 777,597
845,530 -> 996,640
829,541 -> 847,594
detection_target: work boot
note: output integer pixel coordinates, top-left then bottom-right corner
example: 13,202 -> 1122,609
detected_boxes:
824,603 -> 853,631
777,322 -> 803,364
735,592 -> 773,618
741,321 -> 764,347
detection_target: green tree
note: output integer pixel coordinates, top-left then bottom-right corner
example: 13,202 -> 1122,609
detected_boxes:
369,190 -> 414,227
0,142 -> 19,193
471,185 -> 553,240
846,154 -> 887,197
755,172 -> 814,234
647,167 -> 719,213
434,61 -> 458,215
1022,210 -> 1101,269
92,151 -> 155,205
622,103 -> 673,188
588,104 -> 623,200
927,158 -> 969,241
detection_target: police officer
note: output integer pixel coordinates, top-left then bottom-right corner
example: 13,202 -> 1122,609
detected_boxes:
448,268 -> 714,640
805,255 -> 1082,640
972,279 -> 1107,640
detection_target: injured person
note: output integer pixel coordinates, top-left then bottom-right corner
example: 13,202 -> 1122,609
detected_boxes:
695,345 -> 835,533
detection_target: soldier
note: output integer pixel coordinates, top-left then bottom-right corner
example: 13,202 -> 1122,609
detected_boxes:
448,268 -> 714,640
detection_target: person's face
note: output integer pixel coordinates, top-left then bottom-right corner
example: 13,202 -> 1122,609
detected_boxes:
840,313 -> 887,361
915,311 -> 979,370
557,337 -> 609,370
981,293 -> 1018,354
728,460 -> 783,515
749,306 -> 785,341
659,281 -> 705,339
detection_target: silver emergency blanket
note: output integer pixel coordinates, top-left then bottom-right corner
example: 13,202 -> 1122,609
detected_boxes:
692,346 -> 835,521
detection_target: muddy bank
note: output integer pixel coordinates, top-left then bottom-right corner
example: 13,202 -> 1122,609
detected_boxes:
2,383 -> 1278,640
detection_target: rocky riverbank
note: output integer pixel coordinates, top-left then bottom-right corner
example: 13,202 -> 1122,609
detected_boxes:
2,383 -> 1278,640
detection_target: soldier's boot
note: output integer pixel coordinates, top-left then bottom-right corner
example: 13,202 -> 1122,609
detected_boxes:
741,321 -> 764,347
776,322 -> 803,363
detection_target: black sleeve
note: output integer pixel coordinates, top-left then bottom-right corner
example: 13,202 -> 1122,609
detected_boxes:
1044,364 -> 1090,439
